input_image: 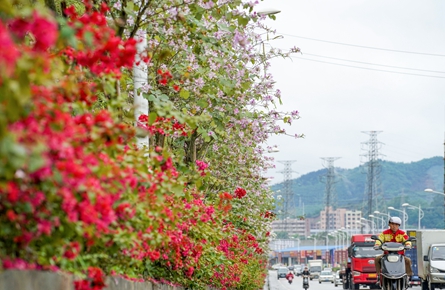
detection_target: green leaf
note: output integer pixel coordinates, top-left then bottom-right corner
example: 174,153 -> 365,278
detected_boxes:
149,112 -> 158,124
28,155 -> 45,172
197,99 -> 208,108
237,16 -> 249,26
179,89 -> 190,99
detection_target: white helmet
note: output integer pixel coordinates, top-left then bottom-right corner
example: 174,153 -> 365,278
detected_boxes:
389,216 -> 402,225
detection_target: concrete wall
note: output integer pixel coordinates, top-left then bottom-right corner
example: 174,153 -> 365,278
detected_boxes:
0,270 -> 74,290
0,270 -> 190,290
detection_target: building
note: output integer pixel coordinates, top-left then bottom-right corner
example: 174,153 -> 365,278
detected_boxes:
318,206 -> 363,231
271,218 -> 310,237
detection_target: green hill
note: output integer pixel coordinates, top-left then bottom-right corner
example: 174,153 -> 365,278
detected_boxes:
271,156 -> 444,229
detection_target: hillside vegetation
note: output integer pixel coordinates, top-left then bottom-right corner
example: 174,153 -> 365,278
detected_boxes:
271,156 -> 444,229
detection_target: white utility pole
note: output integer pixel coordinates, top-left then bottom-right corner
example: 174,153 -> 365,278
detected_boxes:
133,32 -> 149,148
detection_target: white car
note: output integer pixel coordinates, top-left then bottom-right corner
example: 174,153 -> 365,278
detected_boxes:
271,263 -> 284,270
334,270 -> 343,287
318,270 -> 335,284
293,265 -> 302,275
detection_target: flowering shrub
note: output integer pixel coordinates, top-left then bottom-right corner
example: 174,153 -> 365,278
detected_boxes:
0,0 -> 300,289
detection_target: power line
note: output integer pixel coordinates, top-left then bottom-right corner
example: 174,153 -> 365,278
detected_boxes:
290,57 -> 445,79
300,53 -> 445,74
279,33 -> 445,57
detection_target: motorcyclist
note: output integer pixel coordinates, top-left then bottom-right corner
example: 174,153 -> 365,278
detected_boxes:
301,267 -> 310,287
286,271 -> 294,283
373,216 -> 413,278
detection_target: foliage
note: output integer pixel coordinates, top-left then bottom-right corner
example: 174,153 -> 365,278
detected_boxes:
271,157 -> 444,228
0,0 -> 300,289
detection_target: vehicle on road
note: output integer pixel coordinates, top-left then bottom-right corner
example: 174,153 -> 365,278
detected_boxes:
416,230 -> 445,290
271,263 -> 284,270
293,264 -> 302,275
343,234 -> 380,290
303,274 -> 310,290
308,259 -> 323,280
277,267 -> 288,279
335,270 -> 343,287
318,270 -> 335,284
372,234 -> 415,290
405,230 -> 421,288
409,276 -> 421,288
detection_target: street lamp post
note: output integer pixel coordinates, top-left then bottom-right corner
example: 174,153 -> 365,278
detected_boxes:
388,206 -> 408,230
296,238 -> 301,264
361,217 -> 377,233
329,231 -> 338,247
369,214 -> 386,231
425,189 -> 445,229
355,221 -> 370,233
402,203 -> 424,230
374,211 -> 390,229
308,236 -> 317,259
329,232 -> 338,265
338,230 -> 348,249
336,231 -> 343,249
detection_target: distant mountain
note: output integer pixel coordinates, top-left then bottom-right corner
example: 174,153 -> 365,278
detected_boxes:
271,156 -> 444,229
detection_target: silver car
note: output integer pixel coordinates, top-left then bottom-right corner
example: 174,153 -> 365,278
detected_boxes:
334,270 -> 343,287
318,270 -> 334,284
277,267 -> 289,279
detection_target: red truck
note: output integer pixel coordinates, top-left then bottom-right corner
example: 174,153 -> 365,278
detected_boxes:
342,234 -> 380,290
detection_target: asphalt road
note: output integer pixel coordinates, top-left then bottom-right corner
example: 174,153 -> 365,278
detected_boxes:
265,271 -> 343,290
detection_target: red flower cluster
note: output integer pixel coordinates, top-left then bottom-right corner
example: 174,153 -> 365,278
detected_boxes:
157,69 -> 172,86
74,267 -> 106,290
9,12 -> 58,52
62,4 -> 138,76
0,22 -> 20,77
64,241 -> 81,260
195,160 -> 208,176
234,187 -> 247,199
138,115 -> 190,137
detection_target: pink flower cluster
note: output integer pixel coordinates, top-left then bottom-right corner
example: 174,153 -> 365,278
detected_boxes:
195,160 -> 208,176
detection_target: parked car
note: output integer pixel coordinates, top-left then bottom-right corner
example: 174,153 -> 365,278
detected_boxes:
277,267 -> 289,279
318,270 -> 335,284
334,270 -> 343,287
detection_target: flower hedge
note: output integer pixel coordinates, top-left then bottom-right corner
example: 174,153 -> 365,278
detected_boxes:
0,0 -> 300,289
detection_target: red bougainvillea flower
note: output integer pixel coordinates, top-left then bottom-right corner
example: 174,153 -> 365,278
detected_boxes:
29,12 -> 58,52
64,241 -> 81,260
8,12 -> 58,52
0,22 -> 19,76
234,187 -> 246,199
195,160 -> 208,176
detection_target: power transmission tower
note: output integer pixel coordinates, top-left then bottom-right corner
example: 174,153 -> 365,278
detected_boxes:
361,131 -> 385,220
277,160 -> 297,233
320,157 -> 341,231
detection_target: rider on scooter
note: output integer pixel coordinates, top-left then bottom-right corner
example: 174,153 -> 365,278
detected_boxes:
286,271 -> 294,283
286,271 -> 294,280
373,216 -> 413,280
302,266 -> 310,276
301,267 -> 310,288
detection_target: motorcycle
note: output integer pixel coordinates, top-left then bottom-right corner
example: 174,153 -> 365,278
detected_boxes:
371,235 -> 416,290
287,275 -> 293,284
302,275 -> 310,289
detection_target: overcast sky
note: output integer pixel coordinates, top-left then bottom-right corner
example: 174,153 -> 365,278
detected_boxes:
256,1 -> 445,185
